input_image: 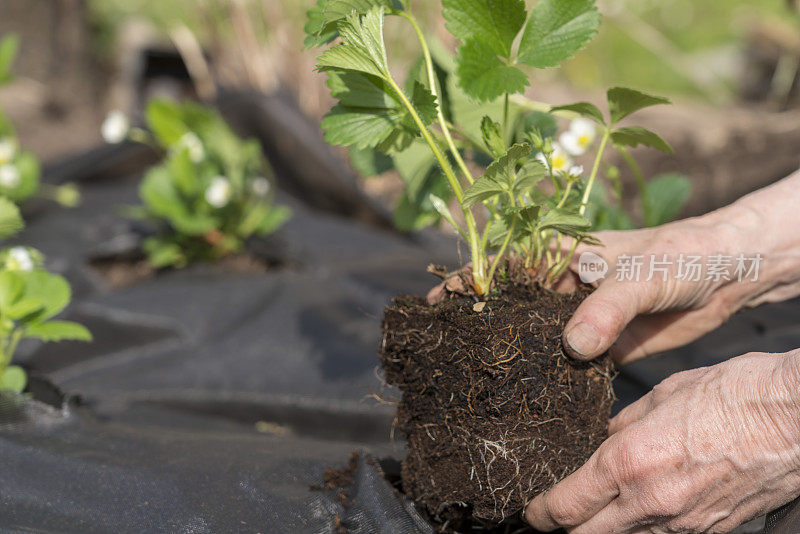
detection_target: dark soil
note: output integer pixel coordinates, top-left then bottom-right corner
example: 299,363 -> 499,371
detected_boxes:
310,451 -> 361,534
313,450 -> 360,507
380,279 -> 614,526
89,250 -> 282,290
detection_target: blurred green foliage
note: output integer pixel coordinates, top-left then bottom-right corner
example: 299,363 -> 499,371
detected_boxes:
87,0 -> 792,100
128,100 -> 290,268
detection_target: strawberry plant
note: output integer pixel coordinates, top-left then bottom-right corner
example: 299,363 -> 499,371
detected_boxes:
306,0 -> 678,297
0,197 -> 91,393
112,100 -> 290,268
306,0 -> 687,525
0,35 -> 81,208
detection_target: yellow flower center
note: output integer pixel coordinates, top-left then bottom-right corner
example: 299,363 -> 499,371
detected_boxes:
552,154 -> 568,170
578,134 -> 592,147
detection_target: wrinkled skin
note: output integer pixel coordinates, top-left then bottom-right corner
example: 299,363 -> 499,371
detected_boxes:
430,171 -> 800,532
525,351 -> 800,533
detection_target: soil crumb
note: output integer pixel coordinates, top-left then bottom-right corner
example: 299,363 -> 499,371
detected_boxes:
310,451 -> 360,534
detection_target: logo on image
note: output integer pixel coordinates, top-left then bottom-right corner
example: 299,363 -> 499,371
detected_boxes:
578,251 -> 608,284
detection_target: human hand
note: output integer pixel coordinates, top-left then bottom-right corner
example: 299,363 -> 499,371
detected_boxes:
562,171 -> 800,365
559,217 -> 746,365
524,350 -> 800,533
429,171 -> 800,365
428,216 -> 750,365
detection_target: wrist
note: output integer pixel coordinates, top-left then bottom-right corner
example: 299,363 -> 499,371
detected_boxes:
695,180 -> 800,309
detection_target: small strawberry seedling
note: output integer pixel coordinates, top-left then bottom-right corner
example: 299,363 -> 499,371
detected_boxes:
0,198 -> 91,393
0,35 -> 81,208
109,100 -> 290,268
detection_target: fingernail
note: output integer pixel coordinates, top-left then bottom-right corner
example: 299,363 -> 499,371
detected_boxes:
565,322 -> 601,358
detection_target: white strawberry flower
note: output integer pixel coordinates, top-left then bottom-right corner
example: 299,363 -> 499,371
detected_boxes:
179,132 -> 205,163
101,110 -> 130,144
560,118 -> 597,156
251,176 -> 271,197
568,165 -> 584,178
549,143 -> 573,173
0,138 -> 17,165
7,247 -> 34,272
0,164 -> 20,189
205,176 -> 232,208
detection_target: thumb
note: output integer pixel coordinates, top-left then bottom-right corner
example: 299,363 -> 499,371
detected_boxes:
564,280 -> 655,360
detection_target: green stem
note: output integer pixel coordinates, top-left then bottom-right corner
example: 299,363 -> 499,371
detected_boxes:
509,94 -> 551,113
384,75 -> 487,294
556,182 -> 574,210
400,12 -> 475,186
487,216 -> 517,286
128,127 -> 156,148
444,120 -> 491,157
395,11 -> 495,294
503,93 -> 510,143
579,128 -> 611,216
547,128 -> 612,284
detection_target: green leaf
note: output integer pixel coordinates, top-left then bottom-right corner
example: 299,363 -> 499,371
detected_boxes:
463,143 -> 533,207
391,141 -> 451,231
393,194 -> 438,232
25,321 -> 92,342
140,166 -> 181,216
0,365 -> 26,393
484,143 -> 532,185
0,197 -> 23,239
146,100 -> 189,147
254,205 -> 291,235
321,71 -> 436,150
513,159 -> 546,193
305,0 -> 398,48
486,216 -> 511,247
317,8 -> 389,79
304,1 -> 338,48
550,102 -> 605,125
585,179 -> 635,231
481,117 -> 506,158
516,111 -> 558,141
393,141 -> 437,198
20,271 -> 71,322
518,0 -> 600,68
442,0 -> 526,58
5,297 -> 44,320
0,151 -> 42,204
538,208 -> 592,234
168,149 -> 197,196
643,173 -> 691,227
455,39 -> 528,102
607,87 -> 670,124
0,271 -> 23,310
447,62 -> 507,141
463,176 -> 505,207
0,35 -> 19,85
143,237 -> 186,268
140,167 -> 218,234
611,127 -> 674,154
429,194 -> 466,239
348,147 -> 394,176
515,205 -> 542,225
